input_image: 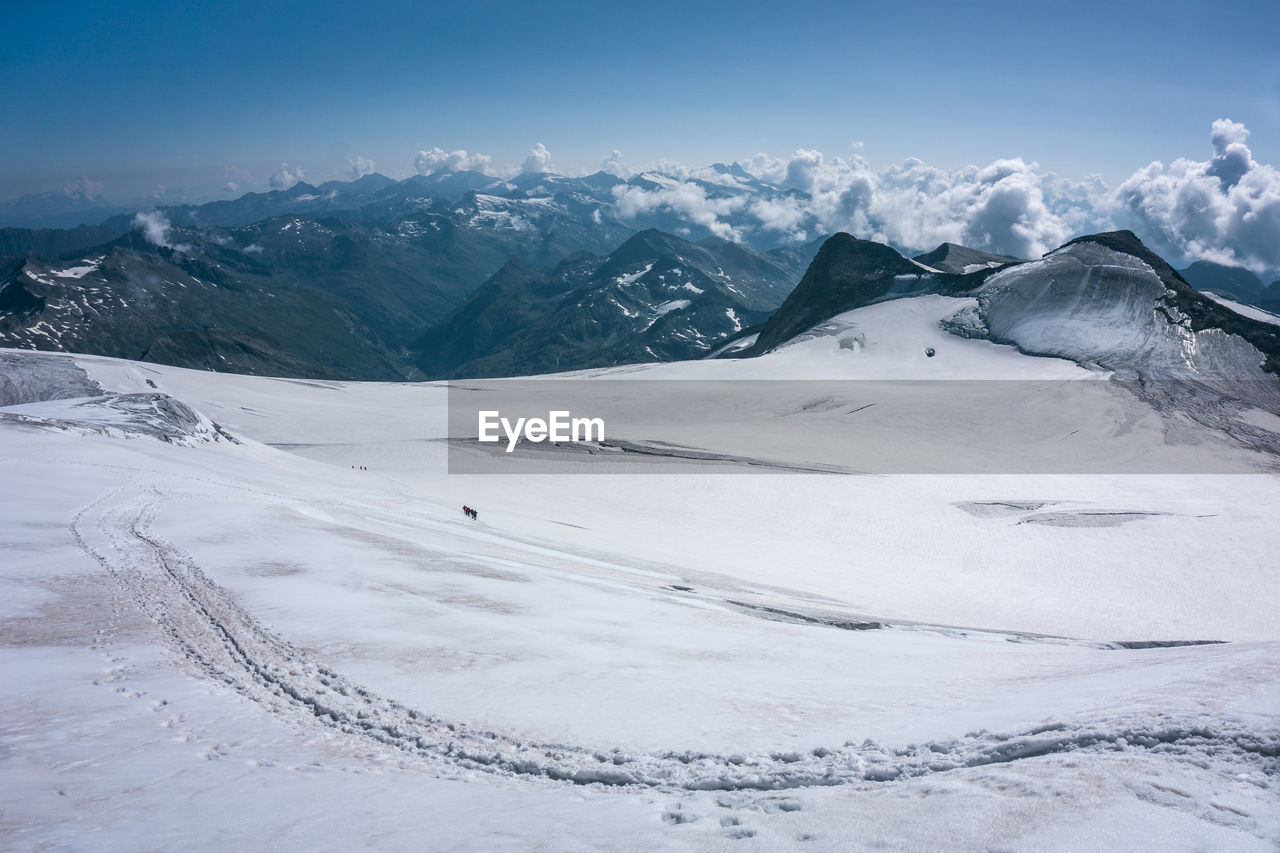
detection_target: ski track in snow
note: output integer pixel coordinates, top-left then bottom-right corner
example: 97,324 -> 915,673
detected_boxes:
70,484 -> 1280,794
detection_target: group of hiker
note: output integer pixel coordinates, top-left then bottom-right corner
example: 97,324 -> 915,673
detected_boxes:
462,505 -> 478,520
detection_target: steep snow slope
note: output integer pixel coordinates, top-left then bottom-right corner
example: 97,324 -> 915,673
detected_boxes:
971,241 -> 1274,381
3,327 -> 1279,849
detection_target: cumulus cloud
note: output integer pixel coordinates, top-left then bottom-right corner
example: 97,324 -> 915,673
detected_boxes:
1207,119 -> 1252,187
825,155 -> 1088,257
609,149 -> 1104,257
749,196 -> 808,236
346,156 -> 375,180
783,148 -> 827,191
223,180 -> 240,194
413,147 -> 492,175
602,149 -> 627,175
1113,119 -> 1280,274
269,163 -> 305,190
954,159 -> 1076,258
522,143 -> 553,174
609,124 -> 1277,272
612,181 -> 748,241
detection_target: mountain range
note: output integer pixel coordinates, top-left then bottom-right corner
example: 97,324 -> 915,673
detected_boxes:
1,165 -> 781,256
2,166 -> 1280,385
416,229 -> 820,378
0,215 -> 814,379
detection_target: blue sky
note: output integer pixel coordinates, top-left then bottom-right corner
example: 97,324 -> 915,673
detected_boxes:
3,0 -> 1279,200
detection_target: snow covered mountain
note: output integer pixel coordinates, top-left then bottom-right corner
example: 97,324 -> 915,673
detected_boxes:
0,201 -> 639,378
0,224 -> 477,379
750,231 -> 1280,382
743,233 -> 1005,355
416,229 -> 819,378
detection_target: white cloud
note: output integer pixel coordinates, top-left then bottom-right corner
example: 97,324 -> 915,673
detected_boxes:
223,180 -> 240,194
1208,119 -> 1251,187
602,149 -> 627,175
133,210 -> 193,252
346,156 -> 375,180
748,195 -> 807,238
783,148 -> 826,191
608,149 -> 1103,256
738,153 -> 789,185
609,127 -> 1276,270
816,154 -> 1089,257
943,159 -> 1076,258
1113,119 -> 1280,274
133,210 -> 171,246
269,163 -> 305,190
522,143 -> 553,174
132,210 -> 190,252
414,147 -> 492,175
612,181 -> 747,241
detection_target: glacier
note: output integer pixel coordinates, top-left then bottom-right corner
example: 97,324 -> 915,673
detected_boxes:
2,307 -> 1279,850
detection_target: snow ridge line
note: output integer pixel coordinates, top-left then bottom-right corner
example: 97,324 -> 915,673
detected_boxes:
72,489 -> 1280,792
